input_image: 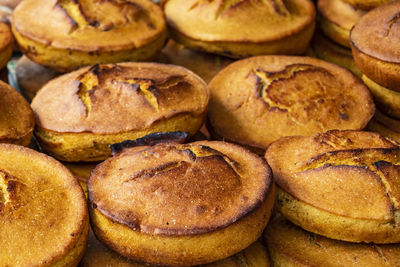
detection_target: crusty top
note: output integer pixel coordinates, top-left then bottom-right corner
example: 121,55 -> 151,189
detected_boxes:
208,56 -> 374,149
88,141 -> 272,236
0,144 -> 87,266
163,0 -> 315,42
0,81 -> 34,141
266,130 -> 400,222
265,215 -> 400,267
350,1 -> 400,63
31,62 -> 209,133
318,0 -> 365,31
11,0 -> 165,51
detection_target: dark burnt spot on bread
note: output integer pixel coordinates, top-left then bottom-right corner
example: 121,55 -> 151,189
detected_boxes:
124,161 -> 190,182
110,131 -> 189,155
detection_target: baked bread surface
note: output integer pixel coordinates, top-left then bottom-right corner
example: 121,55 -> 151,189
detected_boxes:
0,144 -> 88,266
208,56 -> 374,150
0,80 -> 34,146
266,130 -> 400,243
88,141 -> 274,265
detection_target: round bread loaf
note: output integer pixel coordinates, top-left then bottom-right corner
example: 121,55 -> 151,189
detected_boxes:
362,74 -> 400,120
31,62 -> 209,162
0,144 -> 89,266
16,55 -> 59,101
0,81 -> 34,146
266,130 -> 400,243
318,0 -> 366,47
81,228 -> 270,267
11,0 -> 167,72
312,32 -> 361,77
368,109 -> 400,143
265,214 -> 400,266
88,141 -> 274,266
208,56 -> 374,152
162,0 -> 315,58
350,1 -> 400,91
158,40 -> 234,83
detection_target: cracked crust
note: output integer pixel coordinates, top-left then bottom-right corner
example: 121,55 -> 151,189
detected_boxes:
163,0 -> 315,57
208,56 -> 374,150
0,144 -> 88,266
265,214 -> 400,266
88,141 -> 274,265
11,0 -> 166,71
350,1 -> 400,91
31,62 -> 209,161
266,130 -> 400,243
0,80 -> 34,146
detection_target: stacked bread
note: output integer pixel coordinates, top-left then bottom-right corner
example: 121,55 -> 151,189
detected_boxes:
265,130 -> 400,265
2,0 -> 400,266
346,2 -> 400,144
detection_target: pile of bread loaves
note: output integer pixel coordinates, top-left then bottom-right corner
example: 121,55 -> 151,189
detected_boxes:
1,0 -> 400,266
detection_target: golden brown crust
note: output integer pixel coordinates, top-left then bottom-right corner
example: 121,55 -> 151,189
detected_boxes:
11,0 -> 166,71
318,0 -> 366,47
81,228 -> 270,267
350,1 -> 400,91
12,0 -> 165,52
89,180 -> 274,266
16,55 -> 59,101
208,56 -> 374,150
318,0 -> 365,32
89,141 -> 272,236
0,81 -> 34,146
265,130 -> 400,242
32,62 -> 208,134
0,144 -> 88,265
265,214 -> 400,267
163,0 -> 315,57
